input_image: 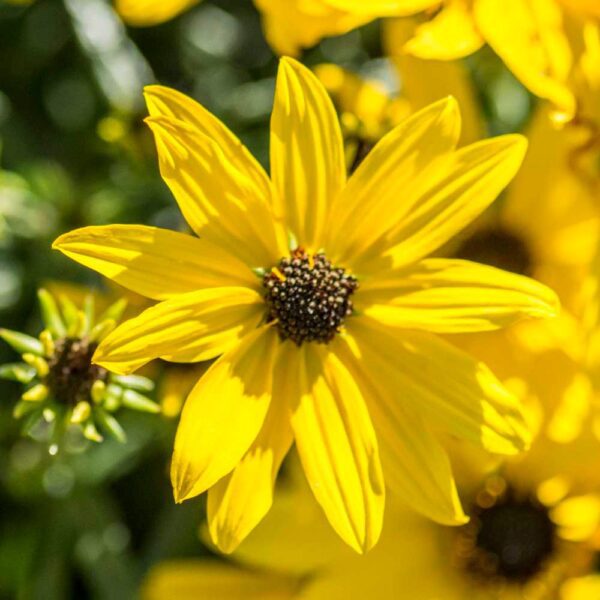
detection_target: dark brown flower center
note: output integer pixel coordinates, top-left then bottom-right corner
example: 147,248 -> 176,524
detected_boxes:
457,492 -> 556,583
47,337 -> 108,405
454,226 -> 533,276
262,248 -> 358,345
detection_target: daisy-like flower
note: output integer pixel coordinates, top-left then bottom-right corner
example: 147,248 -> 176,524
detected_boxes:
142,447 -> 600,600
53,57 -> 558,554
0,288 -> 160,451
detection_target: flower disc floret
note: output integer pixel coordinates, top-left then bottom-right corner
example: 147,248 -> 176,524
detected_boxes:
262,248 -> 358,345
456,490 -> 556,583
47,337 -> 108,406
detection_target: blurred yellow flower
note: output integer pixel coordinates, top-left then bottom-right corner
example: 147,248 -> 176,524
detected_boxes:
142,433 -> 600,600
313,50 -> 482,173
114,0 -> 200,26
253,0 -> 439,56
53,56 -> 558,554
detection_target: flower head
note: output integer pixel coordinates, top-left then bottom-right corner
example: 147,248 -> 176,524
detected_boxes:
0,288 -> 160,452
53,57 -> 558,554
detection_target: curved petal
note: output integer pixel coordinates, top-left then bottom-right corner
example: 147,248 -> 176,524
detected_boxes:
348,317 -> 531,455
207,344 -> 295,554
356,258 -> 559,333
384,18 -> 484,146
334,336 -> 467,526
142,560 -> 301,600
290,343 -> 385,554
171,326 -> 279,502
115,0 -> 198,26
93,287 -> 264,375
144,85 -> 272,203
53,225 -> 256,301
270,57 -> 346,250
351,134 -> 527,275
146,115 -> 281,268
474,0 -> 575,119
403,1 -> 484,60
254,0 -> 372,57
326,97 -> 461,264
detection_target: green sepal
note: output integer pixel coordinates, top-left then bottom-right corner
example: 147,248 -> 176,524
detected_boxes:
13,400 -> 40,419
94,408 -> 126,443
98,298 -> 127,324
0,329 -> 44,356
83,295 -> 95,332
121,389 -> 160,414
21,407 -> 45,437
59,294 -> 79,330
111,374 -> 155,392
38,289 -> 66,337
89,319 -> 116,342
0,362 -> 36,383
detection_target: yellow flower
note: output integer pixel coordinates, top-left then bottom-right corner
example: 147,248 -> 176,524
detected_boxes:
142,429 -> 600,600
53,57 -> 557,554
114,0 -> 200,26
398,0 -> 583,122
253,0 -> 440,56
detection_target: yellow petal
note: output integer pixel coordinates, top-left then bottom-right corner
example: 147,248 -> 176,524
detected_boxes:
115,0 -> 198,26
142,560 -> 300,600
551,494 -> 600,542
254,0 -> 373,57
323,0 -> 440,14
207,344 -> 295,554
93,287 -> 264,375
348,317 -> 531,455
334,336 -> 467,526
384,18 -> 484,146
357,258 -> 559,333
327,97 -> 461,265
290,343 -> 385,554
403,1 -> 484,60
146,115 -> 281,268
53,225 -> 255,301
474,0 -> 576,118
561,576 -> 600,600
171,326 -> 279,502
270,57 -> 346,250
352,134 -> 528,274
144,85 -> 273,205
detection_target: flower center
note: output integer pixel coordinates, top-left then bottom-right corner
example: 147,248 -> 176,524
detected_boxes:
47,337 -> 108,405
456,492 -> 556,583
262,248 -> 358,345
454,226 -> 533,276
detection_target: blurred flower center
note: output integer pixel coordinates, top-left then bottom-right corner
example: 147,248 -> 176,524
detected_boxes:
456,493 -> 556,583
454,226 -> 533,276
47,337 -> 108,405
262,248 -> 358,345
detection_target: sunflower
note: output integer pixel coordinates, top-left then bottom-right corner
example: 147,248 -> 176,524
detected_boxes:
141,422 -> 600,600
53,57 -> 558,554
0,287 -> 160,451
